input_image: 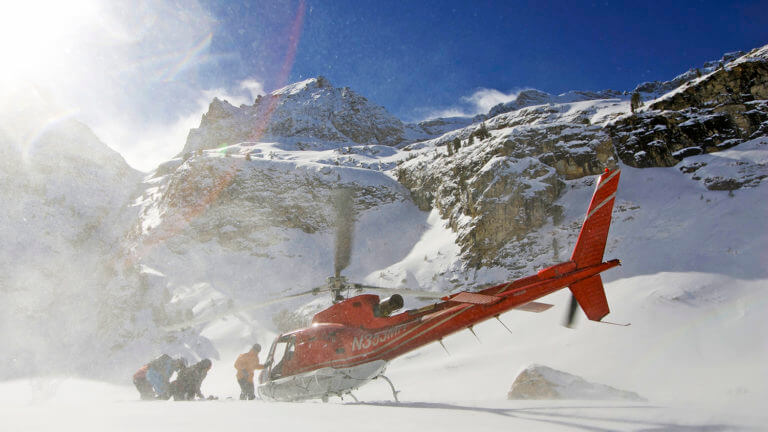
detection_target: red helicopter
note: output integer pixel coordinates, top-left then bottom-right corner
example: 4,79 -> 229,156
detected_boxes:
248,168 -> 623,402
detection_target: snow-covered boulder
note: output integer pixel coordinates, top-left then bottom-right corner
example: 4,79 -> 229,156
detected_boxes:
508,365 -> 644,401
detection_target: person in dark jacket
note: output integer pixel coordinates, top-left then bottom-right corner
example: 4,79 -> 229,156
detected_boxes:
135,354 -> 185,400
170,358 -> 212,400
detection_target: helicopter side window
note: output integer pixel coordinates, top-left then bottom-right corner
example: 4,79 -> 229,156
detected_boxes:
269,336 -> 295,379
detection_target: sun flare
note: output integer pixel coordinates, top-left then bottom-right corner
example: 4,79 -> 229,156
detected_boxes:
0,0 -> 99,81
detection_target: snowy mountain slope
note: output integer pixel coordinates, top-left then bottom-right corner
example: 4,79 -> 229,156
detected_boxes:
485,88 -> 627,119
0,161 -> 766,431
0,118 -> 143,378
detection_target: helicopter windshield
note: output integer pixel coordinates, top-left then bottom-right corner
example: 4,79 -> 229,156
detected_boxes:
268,335 -> 295,379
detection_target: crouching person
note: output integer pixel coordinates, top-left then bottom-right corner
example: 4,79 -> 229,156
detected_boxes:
171,359 -> 212,400
139,354 -> 185,400
133,364 -> 154,400
148,355 -> 185,400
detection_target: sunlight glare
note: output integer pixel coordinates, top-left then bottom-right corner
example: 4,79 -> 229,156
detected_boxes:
0,0 -> 99,81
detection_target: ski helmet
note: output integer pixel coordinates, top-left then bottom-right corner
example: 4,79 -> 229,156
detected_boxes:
252,343 -> 261,353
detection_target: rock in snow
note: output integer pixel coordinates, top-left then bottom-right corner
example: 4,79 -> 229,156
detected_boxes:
508,364 -> 644,401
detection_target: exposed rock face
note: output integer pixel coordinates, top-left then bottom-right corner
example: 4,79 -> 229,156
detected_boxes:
508,365 -> 644,401
140,155 -> 408,253
182,77 -> 407,154
675,136 -> 768,191
611,51 -> 768,172
398,119 -> 616,268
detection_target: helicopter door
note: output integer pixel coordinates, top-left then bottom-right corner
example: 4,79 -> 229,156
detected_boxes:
268,335 -> 295,379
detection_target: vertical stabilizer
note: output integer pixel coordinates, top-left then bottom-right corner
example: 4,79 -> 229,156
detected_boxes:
570,169 -> 620,268
568,168 -> 620,322
569,275 -> 609,321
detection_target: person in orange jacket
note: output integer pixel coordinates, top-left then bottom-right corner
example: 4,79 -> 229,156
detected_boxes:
234,343 -> 265,400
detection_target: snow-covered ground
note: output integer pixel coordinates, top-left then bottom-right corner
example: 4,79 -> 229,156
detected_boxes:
2,156 -> 766,431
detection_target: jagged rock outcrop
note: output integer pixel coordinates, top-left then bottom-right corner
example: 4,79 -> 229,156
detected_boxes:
508,365 -> 644,401
633,50 -> 746,97
611,48 -> 768,172
182,77 -> 407,154
398,120 -> 616,268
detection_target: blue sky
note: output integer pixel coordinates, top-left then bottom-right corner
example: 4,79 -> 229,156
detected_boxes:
1,0 -> 766,170
201,0 -> 768,120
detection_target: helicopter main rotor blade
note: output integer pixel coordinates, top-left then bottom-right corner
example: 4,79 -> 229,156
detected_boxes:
161,286 -> 331,332
333,188 -> 355,279
352,283 -> 448,299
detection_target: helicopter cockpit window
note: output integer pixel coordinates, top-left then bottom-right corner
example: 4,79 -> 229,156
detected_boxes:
269,335 -> 295,379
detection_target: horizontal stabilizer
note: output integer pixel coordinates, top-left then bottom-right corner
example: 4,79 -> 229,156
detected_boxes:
449,292 -> 502,305
514,302 -> 554,313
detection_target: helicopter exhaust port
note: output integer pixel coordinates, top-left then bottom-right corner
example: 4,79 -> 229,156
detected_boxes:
375,294 -> 404,317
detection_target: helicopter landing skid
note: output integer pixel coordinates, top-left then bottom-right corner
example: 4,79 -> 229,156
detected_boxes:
374,374 -> 400,403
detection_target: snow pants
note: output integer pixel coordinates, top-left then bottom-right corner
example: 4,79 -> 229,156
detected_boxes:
238,377 -> 255,400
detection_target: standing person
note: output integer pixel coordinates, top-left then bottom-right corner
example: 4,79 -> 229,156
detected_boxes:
234,344 -> 265,400
171,358 -> 212,400
144,354 -> 185,400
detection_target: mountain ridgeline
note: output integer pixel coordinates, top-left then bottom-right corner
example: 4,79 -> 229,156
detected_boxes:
1,45 -> 766,379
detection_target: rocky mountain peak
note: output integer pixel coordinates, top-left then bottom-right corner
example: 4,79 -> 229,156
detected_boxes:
183,76 -> 406,154
270,76 -> 332,96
